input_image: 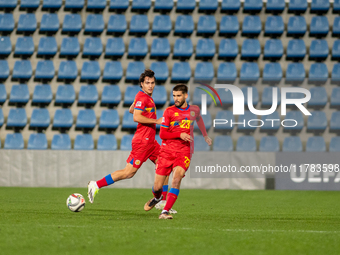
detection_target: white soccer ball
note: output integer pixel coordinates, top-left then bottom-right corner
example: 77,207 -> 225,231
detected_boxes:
66,193 -> 85,212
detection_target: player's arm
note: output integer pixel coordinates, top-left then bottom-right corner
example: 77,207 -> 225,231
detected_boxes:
196,115 -> 212,146
128,102 -> 135,114
160,110 -> 192,142
133,109 -> 162,124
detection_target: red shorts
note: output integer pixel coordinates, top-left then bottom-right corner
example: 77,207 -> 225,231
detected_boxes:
155,150 -> 191,176
126,140 -> 160,169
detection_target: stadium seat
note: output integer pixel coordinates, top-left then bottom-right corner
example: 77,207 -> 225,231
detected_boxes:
240,62 -> 259,82
87,0 -> 106,10
51,134 -> 71,150
286,39 -> 306,60
264,39 -> 283,60
14,37 -> 34,57
99,109 -> 119,130
199,0 -> 218,12
85,14 -> 104,34
154,0 -> 173,12
333,17 -> 340,36
307,87 -> 327,108
76,109 -> 96,130
307,111 -> 327,132
263,63 -> 282,82
176,0 -> 195,12
152,85 -> 167,106
150,62 -> 168,82
4,133 -> 24,149
283,111 -> 304,132
0,0 -> 17,9
0,14 -> 14,32
126,62 -> 145,82
12,60 -> 32,80
260,111 -> 281,132
97,135 -> 118,150
173,38 -> 193,59
21,0 -> 39,9
78,85 -> 98,106
193,87 -> 213,106
197,15 -> 216,35
32,84 -> 53,105
310,16 -> 329,36
332,63 -> 340,82
7,108 -> 27,129
266,0 -> 285,12
309,63 -> 328,83
9,84 -> 29,105
83,38 -> 103,58
196,39 -> 215,59
81,61 -> 101,81
174,15 -> 194,36
55,85 -> 75,106
330,111 -> 340,132
0,108 -> 3,127
237,111 -> 257,132
105,38 -> 125,58
311,0 -> 329,13
264,16 -> 284,36
35,61 -> 54,81
244,0 -> 262,12
242,86 -> 259,106
334,0 -> 340,13
58,61 -> 77,81
288,0 -> 307,13
30,108 -> 50,129
150,38 -> 170,59
241,39 -> 261,60
129,15 -> 149,35
122,110 -> 138,130
53,109 -> 73,129
332,40 -> 340,60
221,0 -> 240,12
101,85 -> 121,106
128,38 -> 148,58
242,16 -> 261,36
219,15 -> 239,36
262,87 -> 281,106
213,136 -> 233,151
27,133 -> 48,150
37,37 -> 57,57
214,111 -> 234,132
259,136 -> 280,152
65,0 -> 84,10
0,84 -> 6,104
74,134 -> 94,150
155,110 -> 163,130
194,62 -> 214,82
17,14 -> 36,33
329,137 -> 340,152
330,88 -> 340,108
152,15 -> 172,35
309,39 -> 328,60
282,136 -> 303,152
171,62 -> 191,82
286,63 -> 305,82
109,0 -> 129,11
306,136 -> 326,152
236,136 -> 256,151
103,61 -> 123,82
124,85 -> 140,106
0,37 -> 11,57
107,15 -> 127,35
42,0 -> 62,10
121,134 -> 133,150
217,62 -> 237,82
131,0 -> 151,11
287,16 -> 306,36
194,135 -> 210,151
62,14 -> 82,34
219,39 -> 238,60
60,38 -> 80,58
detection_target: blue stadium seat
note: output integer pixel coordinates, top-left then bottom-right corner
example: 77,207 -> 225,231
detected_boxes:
152,15 -> 172,35
105,38 -> 125,58
20,0 -> 39,9
333,17 -> 340,36
242,16 -> 261,36
309,39 -> 328,60
286,39 -> 306,60
81,61 -> 101,81
37,37 -> 57,57
78,85 -> 98,106
330,88 -> 340,108
150,38 -> 170,59
309,63 -> 328,83
153,85 -> 167,106
129,15 -> 149,35
126,62 -> 145,82
121,134 -> 133,150
62,14 -> 82,34
12,61 -> 32,80
197,15 -> 216,35
128,38 -> 147,58
288,0 -> 307,13
334,0 -> 340,13
266,0 -> 285,12
217,62 -> 237,82
0,0 -> 17,9
103,61 -> 123,81
240,62 -> 259,82
287,16 -> 306,36
154,0 -> 173,12
307,87 -> 327,108
0,108 -> 3,127
306,136 -> 326,152
7,108 -> 27,128
83,38 -> 103,58
27,133 -> 48,150
173,38 -> 193,59
99,109 -> 119,130
262,86 -> 281,103
330,111 -> 340,132
332,63 -> 340,82
214,111 -> 234,132
237,111 -> 257,132
150,62 -> 168,82
176,0 -> 195,12
311,0 -> 329,13
196,39 -> 215,59
263,63 -> 282,82
219,39 -> 238,59
283,111 -> 304,132
74,134 -> 94,150
332,40 -> 340,60
109,0 -> 129,11
60,38 -> 80,57
4,133 -> 24,149
329,137 -> 340,152
310,16 -> 329,36
124,85 -> 140,105
194,135 -> 210,151
30,108 -> 50,129
264,39 -> 283,60
242,86 -> 259,106
155,134 -> 162,145
265,16 -> 284,36
58,61 -> 77,81
307,111 -> 327,132
87,0 -> 106,10
17,14 -> 36,33
193,87 -> 213,106
122,110 -> 138,130
174,15 -> 194,35
35,60 -> 55,81
55,85 -> 75,105
171,62 -> 191,82
107,15 -> 127,34
221,0 -> 240,12
42,0 -> 62,9
132,0 -> 151,11
101,85 -> 121,106
51,134 -> 71,150
194,62 -> 214,82
199,0 -> 218,12
219,15 -> 239,36
65,0 -> 84,10
156,109 -> 163,130
0,14 -> 14,32
0,36 -> 11,56
53,109 -> 73,129
9,84 -> 29,105
85,14 -> 104,34
97,135 -> 118,150
0,84 -> 6,104
32,84 -> 52,105
14,37 -> 34,56
282,136 -> 303,152
259,136 -> 279,152
213,136 -> 233,151
286,63 -> 305,82
260,111 -> 281,132
236,136 -> 256,151
76,109 -> 96,130
241,39 -> 261,60
40,14 -> 59,33
244,0 -> 262,12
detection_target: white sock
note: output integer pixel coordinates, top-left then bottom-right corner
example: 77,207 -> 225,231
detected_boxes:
162,210 -> 168,214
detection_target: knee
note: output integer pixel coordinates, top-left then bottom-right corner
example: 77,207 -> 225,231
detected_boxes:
153,183 -> 163,193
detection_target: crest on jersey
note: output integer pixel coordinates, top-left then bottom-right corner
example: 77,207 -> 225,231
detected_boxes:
191,111 -> 195,117
135,160 -> 141,166
136,101 -> 142,107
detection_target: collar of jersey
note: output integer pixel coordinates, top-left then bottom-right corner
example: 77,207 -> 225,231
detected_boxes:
176,104 -> 190,111
139,89 -> 153,100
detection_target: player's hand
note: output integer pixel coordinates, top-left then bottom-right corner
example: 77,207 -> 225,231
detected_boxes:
180,133 -> 193,142
204,136 -> 212,146
155,117 -> 163,125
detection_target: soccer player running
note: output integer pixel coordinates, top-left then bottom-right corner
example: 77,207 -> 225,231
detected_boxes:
144,84 -> 212,219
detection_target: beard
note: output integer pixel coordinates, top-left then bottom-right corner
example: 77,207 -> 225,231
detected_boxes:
175,99 -> 186,108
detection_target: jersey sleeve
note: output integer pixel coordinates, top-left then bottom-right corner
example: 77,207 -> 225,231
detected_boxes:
134,94 -> 146,111
160,108 -> 170,129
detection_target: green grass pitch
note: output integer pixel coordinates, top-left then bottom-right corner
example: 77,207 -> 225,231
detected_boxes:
0,187 -> 339,255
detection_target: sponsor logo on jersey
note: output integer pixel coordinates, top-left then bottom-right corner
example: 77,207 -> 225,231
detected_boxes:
175,112 -> 179,116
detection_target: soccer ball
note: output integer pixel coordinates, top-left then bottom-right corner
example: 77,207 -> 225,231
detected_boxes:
66,193 -> 85,212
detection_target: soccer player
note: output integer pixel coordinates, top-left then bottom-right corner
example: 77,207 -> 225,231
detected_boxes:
144,84 -> 212,219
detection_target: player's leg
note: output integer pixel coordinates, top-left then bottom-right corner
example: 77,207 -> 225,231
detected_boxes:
155,175 -> 169,210
144,173 -> 167,211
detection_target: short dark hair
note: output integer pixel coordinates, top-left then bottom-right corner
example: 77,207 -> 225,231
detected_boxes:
139,69 -> 156,87
173,84 -> 188,94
